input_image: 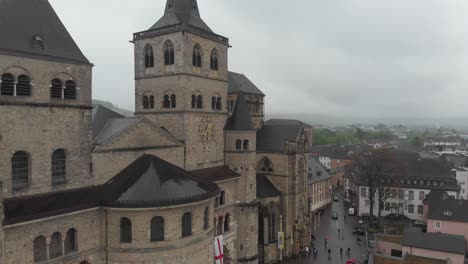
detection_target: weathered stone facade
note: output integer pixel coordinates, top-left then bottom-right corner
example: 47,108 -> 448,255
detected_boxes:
0,1 -> 314,264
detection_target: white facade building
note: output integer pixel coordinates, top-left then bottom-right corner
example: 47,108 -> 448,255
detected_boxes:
455,169 -> 468,200
358,183 -> 459,220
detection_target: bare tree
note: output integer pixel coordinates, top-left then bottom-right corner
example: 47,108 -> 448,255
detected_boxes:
348,148 -> 392,221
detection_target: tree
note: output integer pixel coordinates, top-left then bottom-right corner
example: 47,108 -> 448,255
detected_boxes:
356,128 -> 366,143
348,148 -> 394,223
410,136 -> 423,147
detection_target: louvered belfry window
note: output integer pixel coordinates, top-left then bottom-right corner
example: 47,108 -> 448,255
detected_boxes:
164,40 -> 175,66
120,217 -> 132,243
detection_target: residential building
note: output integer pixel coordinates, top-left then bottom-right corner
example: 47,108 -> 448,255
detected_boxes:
426,198 -> 468,251
307,157 -> 332,232
357,151 -> 459,220
374,232 -> 465,264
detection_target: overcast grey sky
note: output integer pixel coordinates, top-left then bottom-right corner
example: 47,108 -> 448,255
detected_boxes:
49,0 -> 468,119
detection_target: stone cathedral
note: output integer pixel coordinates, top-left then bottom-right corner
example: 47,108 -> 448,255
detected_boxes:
0,0 -> 313,263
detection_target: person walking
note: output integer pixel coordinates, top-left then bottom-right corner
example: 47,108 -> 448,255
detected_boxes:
347,247 -> 351,256
324,237 -> 328,248
340,248 -> 343,257
328,249 -> 331,260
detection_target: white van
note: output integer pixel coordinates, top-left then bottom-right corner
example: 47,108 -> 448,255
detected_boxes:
348,207 -> 355,215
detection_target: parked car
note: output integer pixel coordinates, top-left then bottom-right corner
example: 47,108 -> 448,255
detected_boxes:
346,259 -> 361,264
332,211 -> 338,220
333,195 -> 339,202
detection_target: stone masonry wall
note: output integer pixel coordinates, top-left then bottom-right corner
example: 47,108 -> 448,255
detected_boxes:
0,54 -> 93,198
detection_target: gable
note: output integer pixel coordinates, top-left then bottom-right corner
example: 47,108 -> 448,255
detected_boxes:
95,118 -> 181,152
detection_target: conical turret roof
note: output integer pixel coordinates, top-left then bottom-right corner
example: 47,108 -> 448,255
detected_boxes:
225,92 -> 255,131
151,0 -> 212,33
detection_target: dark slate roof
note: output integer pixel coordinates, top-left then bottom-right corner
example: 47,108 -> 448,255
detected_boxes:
401,231 -> 465,254
151,0 -> 212,33
0,0 -> 90,64
257,174 -> 281,198
101,155 -> 219,208
3,186 -> 100,225
423,190 -> 453,205
228,72 -> 265,96
92,105 -> 125,139
308,157 -> 331,184
93,117 -> 143,146
224,93 -> 254,131
4,155 -> 219,225
257,119 -> 311,152
427,198 -> 468,223
191,166 -> 240,182
310,145 -> 351,160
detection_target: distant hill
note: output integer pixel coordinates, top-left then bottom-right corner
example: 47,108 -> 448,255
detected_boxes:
92,99 -> 134,117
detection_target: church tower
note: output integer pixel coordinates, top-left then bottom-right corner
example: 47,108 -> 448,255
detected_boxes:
225,93 -> 259,263
0,0 -> 93,198
132,0 -> 229,170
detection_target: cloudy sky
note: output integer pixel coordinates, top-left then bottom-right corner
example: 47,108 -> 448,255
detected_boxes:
49,0 -> 468,119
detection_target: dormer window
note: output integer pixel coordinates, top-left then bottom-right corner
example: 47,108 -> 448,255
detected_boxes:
32,35 -> 44,49
443,210 -> 452,216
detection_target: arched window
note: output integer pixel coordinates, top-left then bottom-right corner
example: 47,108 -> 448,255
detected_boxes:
260,157 -> 274,172
64,80 -> 77,100
50,78 -> 63,98
192,94 -> 203,109
150,216 -> 164,242
210,49 -> 218,71
224,213 -> 230,232
170,94 -> 176,108
211,96 -> 216,110
33,236 -> 47,262
236,140 -> 242,150
12,151 -> 29,191
0,73 -> 14,96
243,140 -> 249,151
16,75 -> 31,96
417,205 -> 423,214
163,95 -> 170,108
268,211 -> 276,242
164,40 -> 174,66
51,149 -> 66,185
219,190 -> 225,206
217,216 -> 224,235
385,202 -> 390,211
192,43 -> 202,67
64,228 -> 77,254
49,232 -> 63,259
120,217 -> 132,243
203,207 -> 209,230
149,95 -> 155,108
408,204 -> 414,214
197,95 -> 203,108
216,97 -> 222,110
182,212 -> 192,237
143,96 -> 150,109
419,191 -> 425,201
144,44 -> 154,68
191,95 -> 197,108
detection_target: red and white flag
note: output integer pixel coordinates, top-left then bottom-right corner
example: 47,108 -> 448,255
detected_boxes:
214,235 -> 224,264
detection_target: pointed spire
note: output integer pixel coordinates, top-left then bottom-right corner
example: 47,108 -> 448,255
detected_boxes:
225,92 -> 254,131
151,0 -> 212,32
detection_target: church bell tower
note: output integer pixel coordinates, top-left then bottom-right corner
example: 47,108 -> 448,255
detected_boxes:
132,0 -> 230,170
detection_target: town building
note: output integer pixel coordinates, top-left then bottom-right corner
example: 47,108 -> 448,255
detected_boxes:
0,0 -> 313,263
374,232 -> 465,264
307,157 -> 332,232
357,151 -> 459,221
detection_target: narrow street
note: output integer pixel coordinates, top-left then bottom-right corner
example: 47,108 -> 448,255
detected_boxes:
289,192 -> 369,264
